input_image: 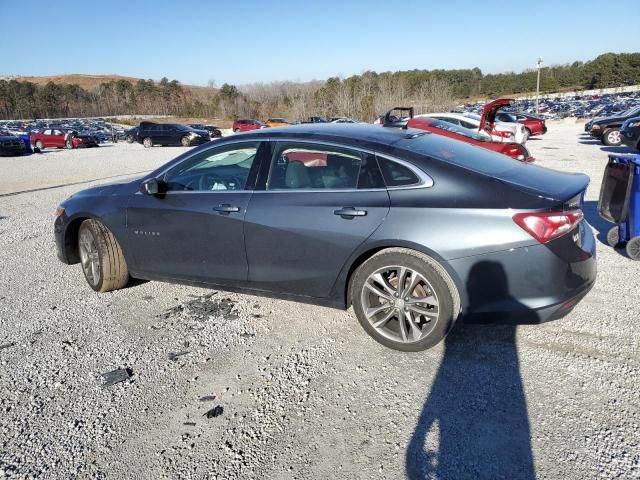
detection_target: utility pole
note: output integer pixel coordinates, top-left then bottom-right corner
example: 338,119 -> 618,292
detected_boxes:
535,57 -> 543,114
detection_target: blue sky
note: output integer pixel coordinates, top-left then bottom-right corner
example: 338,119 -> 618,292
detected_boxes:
1,0 -> 638,86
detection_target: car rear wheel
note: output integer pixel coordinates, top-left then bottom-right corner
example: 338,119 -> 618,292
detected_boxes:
607,226 -> 622,248
602,128 -> 622,146
626,237 -> 640,261
143,137 -> 153,148
351,248 -> 460,352
126,135 -> 134,144
233,128 -> 240,133
78,219 -> 129,292
181,135 -> 190,147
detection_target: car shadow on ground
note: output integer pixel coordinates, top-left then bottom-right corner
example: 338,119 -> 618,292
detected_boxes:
405,261 -> 537,480
599,145 -> 638,154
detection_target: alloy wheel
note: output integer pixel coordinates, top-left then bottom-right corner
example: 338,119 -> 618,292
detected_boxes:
79,227 -> 101,287
361,265 -> 440,343
607,130 -> 621,145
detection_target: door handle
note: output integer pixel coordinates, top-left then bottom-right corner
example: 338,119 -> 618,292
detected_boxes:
334,207 -> 367,217
214,204 -> 240,214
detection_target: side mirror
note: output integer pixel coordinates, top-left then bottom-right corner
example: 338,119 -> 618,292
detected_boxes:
141,178 -> 160,195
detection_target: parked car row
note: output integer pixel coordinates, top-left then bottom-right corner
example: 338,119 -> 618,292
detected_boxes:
463,90 -> 640,120
0,117 -> 132,155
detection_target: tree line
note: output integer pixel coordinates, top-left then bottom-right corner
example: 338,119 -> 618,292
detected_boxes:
1,52 -> 638,121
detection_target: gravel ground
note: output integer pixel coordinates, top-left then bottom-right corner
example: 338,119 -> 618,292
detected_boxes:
0,124 -> 638,479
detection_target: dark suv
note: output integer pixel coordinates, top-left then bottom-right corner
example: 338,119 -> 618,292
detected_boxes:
136,122 -> 210,148
621,117 -> 640,151
586,106 -> 640,146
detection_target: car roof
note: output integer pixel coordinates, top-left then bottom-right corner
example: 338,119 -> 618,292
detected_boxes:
232,123 -> 430,149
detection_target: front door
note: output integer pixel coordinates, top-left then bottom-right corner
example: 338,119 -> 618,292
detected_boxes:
245,141 -> 390,298
126,141 -> 263,285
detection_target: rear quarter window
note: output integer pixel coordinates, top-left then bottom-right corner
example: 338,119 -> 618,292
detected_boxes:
377,157 -> 420,187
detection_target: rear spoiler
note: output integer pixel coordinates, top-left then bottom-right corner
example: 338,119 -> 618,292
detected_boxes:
383,107 -> 414,128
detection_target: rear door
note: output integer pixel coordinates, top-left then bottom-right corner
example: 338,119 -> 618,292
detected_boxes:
244,141 -> 390,298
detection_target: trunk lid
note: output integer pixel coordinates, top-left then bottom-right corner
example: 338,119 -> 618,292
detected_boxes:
479,98 -> 514,132
496,164 -> 589,204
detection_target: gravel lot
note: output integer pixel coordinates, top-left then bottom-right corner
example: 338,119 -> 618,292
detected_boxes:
1,123 -> 639,480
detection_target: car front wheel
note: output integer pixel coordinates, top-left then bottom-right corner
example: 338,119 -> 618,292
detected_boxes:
351,248 -> 460,352
181,135 -> 191,147
602,128 -> 622,146
78,219 -> 129,292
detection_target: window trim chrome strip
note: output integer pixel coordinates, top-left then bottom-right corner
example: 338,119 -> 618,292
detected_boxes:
147,136 -> 434,193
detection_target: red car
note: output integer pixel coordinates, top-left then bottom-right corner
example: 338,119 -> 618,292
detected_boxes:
232,119 -> 265,132
30,129 -> 99,150
497,112 -> 547,137
406,116 -> 534,162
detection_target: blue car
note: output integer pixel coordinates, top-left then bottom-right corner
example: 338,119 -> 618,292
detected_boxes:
54,124 -> 596,351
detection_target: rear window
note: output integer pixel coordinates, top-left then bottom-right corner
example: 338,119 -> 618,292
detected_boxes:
399,134 -> 519,177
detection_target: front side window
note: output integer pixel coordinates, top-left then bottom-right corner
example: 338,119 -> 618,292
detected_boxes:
268,142 -> 381,190
163,142 -> 259,192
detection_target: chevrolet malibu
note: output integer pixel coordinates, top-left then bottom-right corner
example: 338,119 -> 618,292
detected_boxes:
54,124 -> 596,351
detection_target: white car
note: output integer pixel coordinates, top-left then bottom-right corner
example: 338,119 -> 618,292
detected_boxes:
416,112 -> 528,144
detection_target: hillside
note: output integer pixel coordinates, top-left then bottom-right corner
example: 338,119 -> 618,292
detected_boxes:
2,74 -> 218,101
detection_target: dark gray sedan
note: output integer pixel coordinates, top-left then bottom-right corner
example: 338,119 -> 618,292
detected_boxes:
54,124 -> 596,351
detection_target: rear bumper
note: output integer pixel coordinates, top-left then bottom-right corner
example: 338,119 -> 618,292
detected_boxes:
0,146 -> 26,156
447,223 -> 596,323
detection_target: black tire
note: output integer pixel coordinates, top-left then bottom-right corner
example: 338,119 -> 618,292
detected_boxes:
78,219 -> 129,292
143,137 -> 153,148
35,140 -> 44,150
65,140 -> 73,149
181,135 -> 190,147
607,226 -> 621,248
524,127 -> 532,138
350,248 -> 460,352
626,236 -> 640,261
233,128 -> 240,133
126,135 -> 134,144
602,128 -> 622,146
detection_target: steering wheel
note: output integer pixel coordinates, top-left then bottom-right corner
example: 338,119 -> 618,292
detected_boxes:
197,174 -> 245,191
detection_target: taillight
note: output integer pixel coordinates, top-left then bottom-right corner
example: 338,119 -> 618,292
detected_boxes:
496,131 -> 513,138
513,210 -> 584,244
504,144 -> 530,162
